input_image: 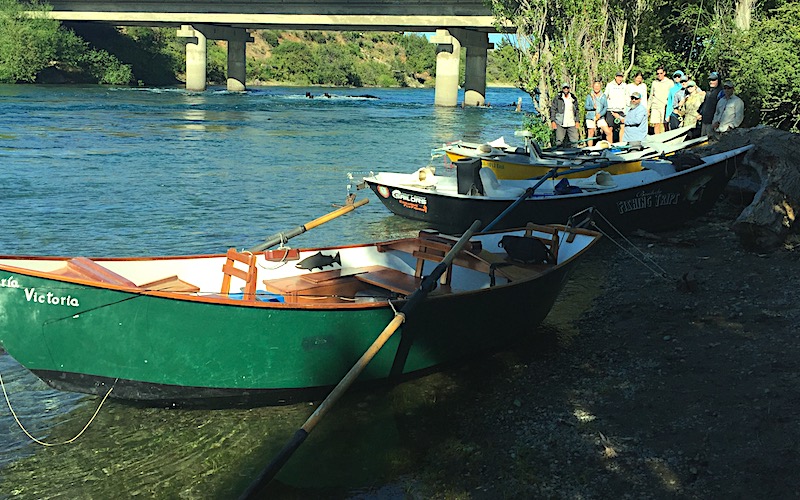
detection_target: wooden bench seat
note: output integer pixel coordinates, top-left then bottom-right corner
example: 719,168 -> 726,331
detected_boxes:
264,268 -> 386,304
138,275 -> 200,293
51,257 -> 138,287
353,267 -> 424,296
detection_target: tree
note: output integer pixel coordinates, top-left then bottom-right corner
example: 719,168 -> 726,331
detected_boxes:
0,0 -> 59,82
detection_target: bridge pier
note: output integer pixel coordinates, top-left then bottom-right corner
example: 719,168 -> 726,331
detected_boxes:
178,25 -> 207,91
177,25 -> 253,92
430,29 -> 493,107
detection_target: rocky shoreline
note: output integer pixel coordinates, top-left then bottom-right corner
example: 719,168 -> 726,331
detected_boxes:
397,197 -> 800,498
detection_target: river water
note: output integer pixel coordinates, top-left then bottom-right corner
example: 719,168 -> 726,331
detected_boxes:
0,84 -> 600,499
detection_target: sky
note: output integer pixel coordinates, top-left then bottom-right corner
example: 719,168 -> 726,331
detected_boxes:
418,32 -> 514,47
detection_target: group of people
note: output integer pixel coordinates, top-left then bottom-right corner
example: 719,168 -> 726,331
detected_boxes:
549,68 -> 745,147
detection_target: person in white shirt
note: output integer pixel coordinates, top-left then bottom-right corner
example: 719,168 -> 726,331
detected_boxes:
627,71 -> 648,114
550,83 -> 580,147
605,72 -> 629,142
712,80 -> 744,135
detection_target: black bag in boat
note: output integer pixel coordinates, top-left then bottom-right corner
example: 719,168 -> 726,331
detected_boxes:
498,235 -> 555,264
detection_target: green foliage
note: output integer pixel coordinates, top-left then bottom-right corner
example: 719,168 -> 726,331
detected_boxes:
712,3 -> 800,130
0,0 -> 59,82
522,113 -> 555,149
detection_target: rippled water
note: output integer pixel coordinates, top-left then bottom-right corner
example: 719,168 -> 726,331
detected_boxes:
0,84 -> 602,499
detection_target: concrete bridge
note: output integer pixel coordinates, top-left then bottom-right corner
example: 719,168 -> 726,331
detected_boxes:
43,0 -> 507,106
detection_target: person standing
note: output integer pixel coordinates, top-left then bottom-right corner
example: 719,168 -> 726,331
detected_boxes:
669,74 -> 689,130
627,71 -> 648,115
666,70 -> 684,130
682,81 -> 705,135
621,92 -> 647,144
650,66 -> 672,135
700,72 -> 723,137
712,80 -> 744,136
585,81 -> 611,146
605,71 -> 629,141
550,83 -> 580,147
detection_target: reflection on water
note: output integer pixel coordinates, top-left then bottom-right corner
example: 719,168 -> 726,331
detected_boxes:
0,84 -> 607,499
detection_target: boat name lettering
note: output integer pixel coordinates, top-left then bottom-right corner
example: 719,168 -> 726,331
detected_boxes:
24,288 -> 80,307
616,189 -> 680,214
392,190 -> 428,213
1,276 -> 20,288
391,190 -> 427,205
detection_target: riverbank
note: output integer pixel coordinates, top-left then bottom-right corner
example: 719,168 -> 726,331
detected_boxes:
394,196 -> 799,498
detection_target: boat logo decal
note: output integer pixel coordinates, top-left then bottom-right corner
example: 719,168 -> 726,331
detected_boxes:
686,175 -> 713,202
377,185 -> 390,198
392,189 -> 428,213
617,189 -> 681,214
2,276 -> 80,307
1,276 -> 20,289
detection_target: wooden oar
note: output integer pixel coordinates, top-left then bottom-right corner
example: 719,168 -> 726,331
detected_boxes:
239,219 -> 483,499
247,198 -> 369,252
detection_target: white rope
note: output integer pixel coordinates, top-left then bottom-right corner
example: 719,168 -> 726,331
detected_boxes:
590,210 -> 672,280
1,373 -> 115,446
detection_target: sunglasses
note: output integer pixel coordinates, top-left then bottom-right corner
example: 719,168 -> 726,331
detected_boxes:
630,96 -> 640,100
657,71 -> 665,75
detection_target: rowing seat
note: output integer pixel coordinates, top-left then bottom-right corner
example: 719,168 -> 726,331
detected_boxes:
221,248 -> 258,299
139,275 -> 200,293
52,257 -> 138,287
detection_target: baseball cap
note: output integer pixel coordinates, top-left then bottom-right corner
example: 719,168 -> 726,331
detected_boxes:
562,82 -> 570,88
615,71 -> 624,77
680,75 -> 689,82
673,70 -> 685,78
708,71 -> 720,81
722,80 -> 734,88
686,80 -> 696,88
630,91 -> 641,99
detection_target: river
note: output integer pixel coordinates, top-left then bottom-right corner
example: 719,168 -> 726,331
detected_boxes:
0,84 -> 599,499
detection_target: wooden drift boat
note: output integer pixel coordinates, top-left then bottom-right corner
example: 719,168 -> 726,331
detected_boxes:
0,225 -> 600,408
361,145 -> 754,235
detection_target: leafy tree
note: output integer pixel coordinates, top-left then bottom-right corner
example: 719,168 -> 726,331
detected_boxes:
0,0 -> 59,82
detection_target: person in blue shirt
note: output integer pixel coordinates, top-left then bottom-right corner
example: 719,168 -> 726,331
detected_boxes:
666,70 -> 684,130
584,80 -> 612,146
621,92 -> 647,144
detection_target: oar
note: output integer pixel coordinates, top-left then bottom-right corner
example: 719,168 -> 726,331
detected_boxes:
482,167 -> 562,232
239,219 -> 483,499
247,198 -> 369,252
482,160 -> 620,232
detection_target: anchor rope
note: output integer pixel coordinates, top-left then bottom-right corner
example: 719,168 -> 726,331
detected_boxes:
0,373 -> 116,447
590,209 -> 673,281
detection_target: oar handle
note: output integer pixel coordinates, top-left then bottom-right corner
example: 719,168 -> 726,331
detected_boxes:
239,220 -> 482,499
247,198 -> 369,253
305,198 -> 369,230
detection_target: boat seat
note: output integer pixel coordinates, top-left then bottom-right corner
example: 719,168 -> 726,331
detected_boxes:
478,168 -> 527,198
139,275 -> 200,293
221,248 -> 258,299
52,257 -> 138,287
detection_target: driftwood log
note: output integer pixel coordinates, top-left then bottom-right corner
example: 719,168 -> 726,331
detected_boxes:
693,127 -> 800,252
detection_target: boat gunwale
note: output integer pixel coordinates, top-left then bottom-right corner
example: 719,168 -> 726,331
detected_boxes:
366,144 -> 753,203
0,226 -> 602,310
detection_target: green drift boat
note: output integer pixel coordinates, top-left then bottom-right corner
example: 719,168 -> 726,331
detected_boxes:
0,225 -> 600,408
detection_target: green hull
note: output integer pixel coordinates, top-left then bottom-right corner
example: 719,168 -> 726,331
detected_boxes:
0,230 -> 597,407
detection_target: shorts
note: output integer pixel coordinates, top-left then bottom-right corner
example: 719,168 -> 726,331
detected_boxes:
586,117 -> 608,129
649,104 -> 667,124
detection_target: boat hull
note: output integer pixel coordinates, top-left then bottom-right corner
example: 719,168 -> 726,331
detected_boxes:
367,147 -> 748,234
481,156 -> 643,180
0,243 -> 589,407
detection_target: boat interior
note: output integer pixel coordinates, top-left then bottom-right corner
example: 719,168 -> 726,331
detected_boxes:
0,225 -> 595,307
